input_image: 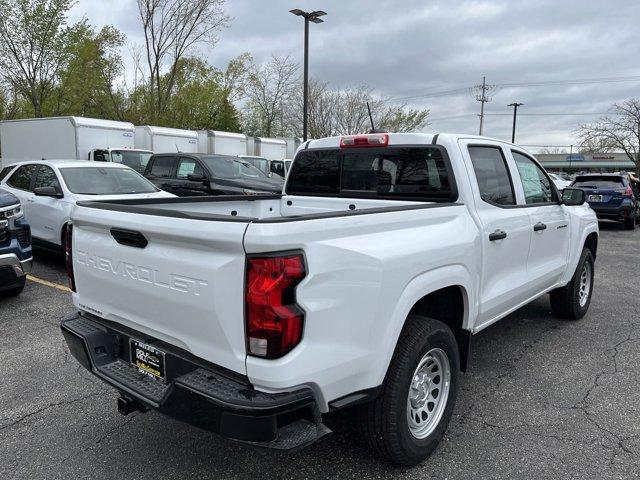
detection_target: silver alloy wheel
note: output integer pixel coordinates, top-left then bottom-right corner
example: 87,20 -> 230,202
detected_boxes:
407,348 -> 451,439
578,261 -> 592,308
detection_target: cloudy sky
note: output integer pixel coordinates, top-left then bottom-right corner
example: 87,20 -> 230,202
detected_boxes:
69,0 -> 640,150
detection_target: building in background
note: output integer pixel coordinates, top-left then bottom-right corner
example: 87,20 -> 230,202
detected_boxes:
537,152 -> 635,174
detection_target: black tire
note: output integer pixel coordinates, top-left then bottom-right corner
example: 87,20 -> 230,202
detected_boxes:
624,216 -> 636,230
0,278 -> 26,298
550,248 -> 594,320
357,316 -> 459,465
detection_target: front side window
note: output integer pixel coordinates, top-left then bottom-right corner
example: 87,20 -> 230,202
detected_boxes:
512,151 -> 554,204
177,158 -> 204,179
33,166 -> 61,190
7,164 -> 37,191
59,167 -> 158,195
149,157 -> 177,178
468,146 -> 515,206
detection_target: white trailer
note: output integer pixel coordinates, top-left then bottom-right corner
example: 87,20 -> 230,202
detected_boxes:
254,137 -> 287,160
0,116 -> 137,165
285,137 -> 303,159
135,126 -> 198,154
197,130 -> 247,156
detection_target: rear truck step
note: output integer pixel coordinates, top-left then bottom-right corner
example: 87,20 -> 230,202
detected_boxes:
61,314 -> 331,450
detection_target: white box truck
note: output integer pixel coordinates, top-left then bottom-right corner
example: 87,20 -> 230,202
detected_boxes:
0,117 -> 152,170
254,137 -> 286,160
197,130 -> 247,156
135,126 -> 198,154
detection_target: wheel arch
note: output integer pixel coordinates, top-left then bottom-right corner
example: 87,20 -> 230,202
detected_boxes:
584,231 -> 598,260
376,265 -> 475,386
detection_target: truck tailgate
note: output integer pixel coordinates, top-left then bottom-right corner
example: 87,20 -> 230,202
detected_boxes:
71,205 -> 249,375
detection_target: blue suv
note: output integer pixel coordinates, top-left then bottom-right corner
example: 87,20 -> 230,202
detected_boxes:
0,188 -> 32,297
571,173 -> 640,230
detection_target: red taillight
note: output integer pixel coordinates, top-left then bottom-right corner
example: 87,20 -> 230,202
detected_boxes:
623,186 -> 634,198
340,133 -> 389,148
64,224 -> 76,292
245,253 -> 306,359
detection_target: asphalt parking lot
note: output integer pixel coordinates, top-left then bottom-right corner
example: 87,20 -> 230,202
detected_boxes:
1,222 -> 640,480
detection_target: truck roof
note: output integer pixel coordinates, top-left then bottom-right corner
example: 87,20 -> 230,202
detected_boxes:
301,132 -> 521,150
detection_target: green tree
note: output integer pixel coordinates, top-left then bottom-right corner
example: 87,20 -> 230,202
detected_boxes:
0,0 -> 73,116
160,57 -> 240,131
52,22 -> 126,118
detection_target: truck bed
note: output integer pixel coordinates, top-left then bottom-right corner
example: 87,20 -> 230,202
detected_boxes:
76,194 -> 445,223
70,193 -> 467,395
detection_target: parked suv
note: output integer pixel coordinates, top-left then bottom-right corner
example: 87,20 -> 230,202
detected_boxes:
143,153 -> 283,196
0,188 -> 32,297
570,173 -> 639,229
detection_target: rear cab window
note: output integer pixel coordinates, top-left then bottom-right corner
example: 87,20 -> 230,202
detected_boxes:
286,147 -> 457,202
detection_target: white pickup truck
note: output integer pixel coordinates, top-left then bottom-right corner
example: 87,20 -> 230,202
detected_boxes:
61,132 -> 598,465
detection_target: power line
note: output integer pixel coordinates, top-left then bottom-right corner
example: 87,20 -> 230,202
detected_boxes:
380,74 -> 640,104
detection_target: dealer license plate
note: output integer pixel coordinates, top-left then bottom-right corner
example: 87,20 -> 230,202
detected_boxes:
130,339 -> 166,381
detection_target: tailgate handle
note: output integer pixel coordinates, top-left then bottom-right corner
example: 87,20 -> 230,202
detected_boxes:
110,228 -> 148,248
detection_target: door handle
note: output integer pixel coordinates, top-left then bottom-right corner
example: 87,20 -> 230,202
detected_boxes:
489,229 -> 507,241
533,222 -> 547,232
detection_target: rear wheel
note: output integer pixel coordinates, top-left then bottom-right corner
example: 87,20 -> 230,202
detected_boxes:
624,216 -> 636,230
550,248 -> 594,319
358,316 -> 459,465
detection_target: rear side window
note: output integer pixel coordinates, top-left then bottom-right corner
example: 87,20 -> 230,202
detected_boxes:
0,166 -> 14,181
468,146 -> 515,206
287,147 -> 455,201
149,156 -> 176,178
7,164 -> 37,191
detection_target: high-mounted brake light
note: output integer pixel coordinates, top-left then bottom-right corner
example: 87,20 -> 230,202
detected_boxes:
245,253 -> 306,359
340,133 -> 389,148
64,224 -> 76,292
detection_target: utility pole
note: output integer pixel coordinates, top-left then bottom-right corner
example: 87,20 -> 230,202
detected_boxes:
473,76 -> 495,136
508,102 -> 524,143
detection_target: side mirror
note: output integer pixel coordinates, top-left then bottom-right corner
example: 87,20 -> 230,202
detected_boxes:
34,186 -> 63,198
561,187 -> 585,206
187,173 -> 206,182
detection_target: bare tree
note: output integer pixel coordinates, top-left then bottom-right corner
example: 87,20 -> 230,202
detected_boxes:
136,0 -> 229,120
243,55 -> 299,137
0,0 -> 72,116
578,99 -> 640,175
284,82 -> 429,138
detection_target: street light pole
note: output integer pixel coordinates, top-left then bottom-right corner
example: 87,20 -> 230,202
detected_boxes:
290,9 -> 326,142
508,102 -> 524,143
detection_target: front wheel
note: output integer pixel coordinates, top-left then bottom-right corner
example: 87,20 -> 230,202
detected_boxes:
358,316 -> 459,465
550,248 -> 594,319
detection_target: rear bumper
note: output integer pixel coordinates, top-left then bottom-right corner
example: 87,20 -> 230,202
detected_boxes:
60,314 -> 330,449
590,204 -> 634,221
0,253 -> 31,290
